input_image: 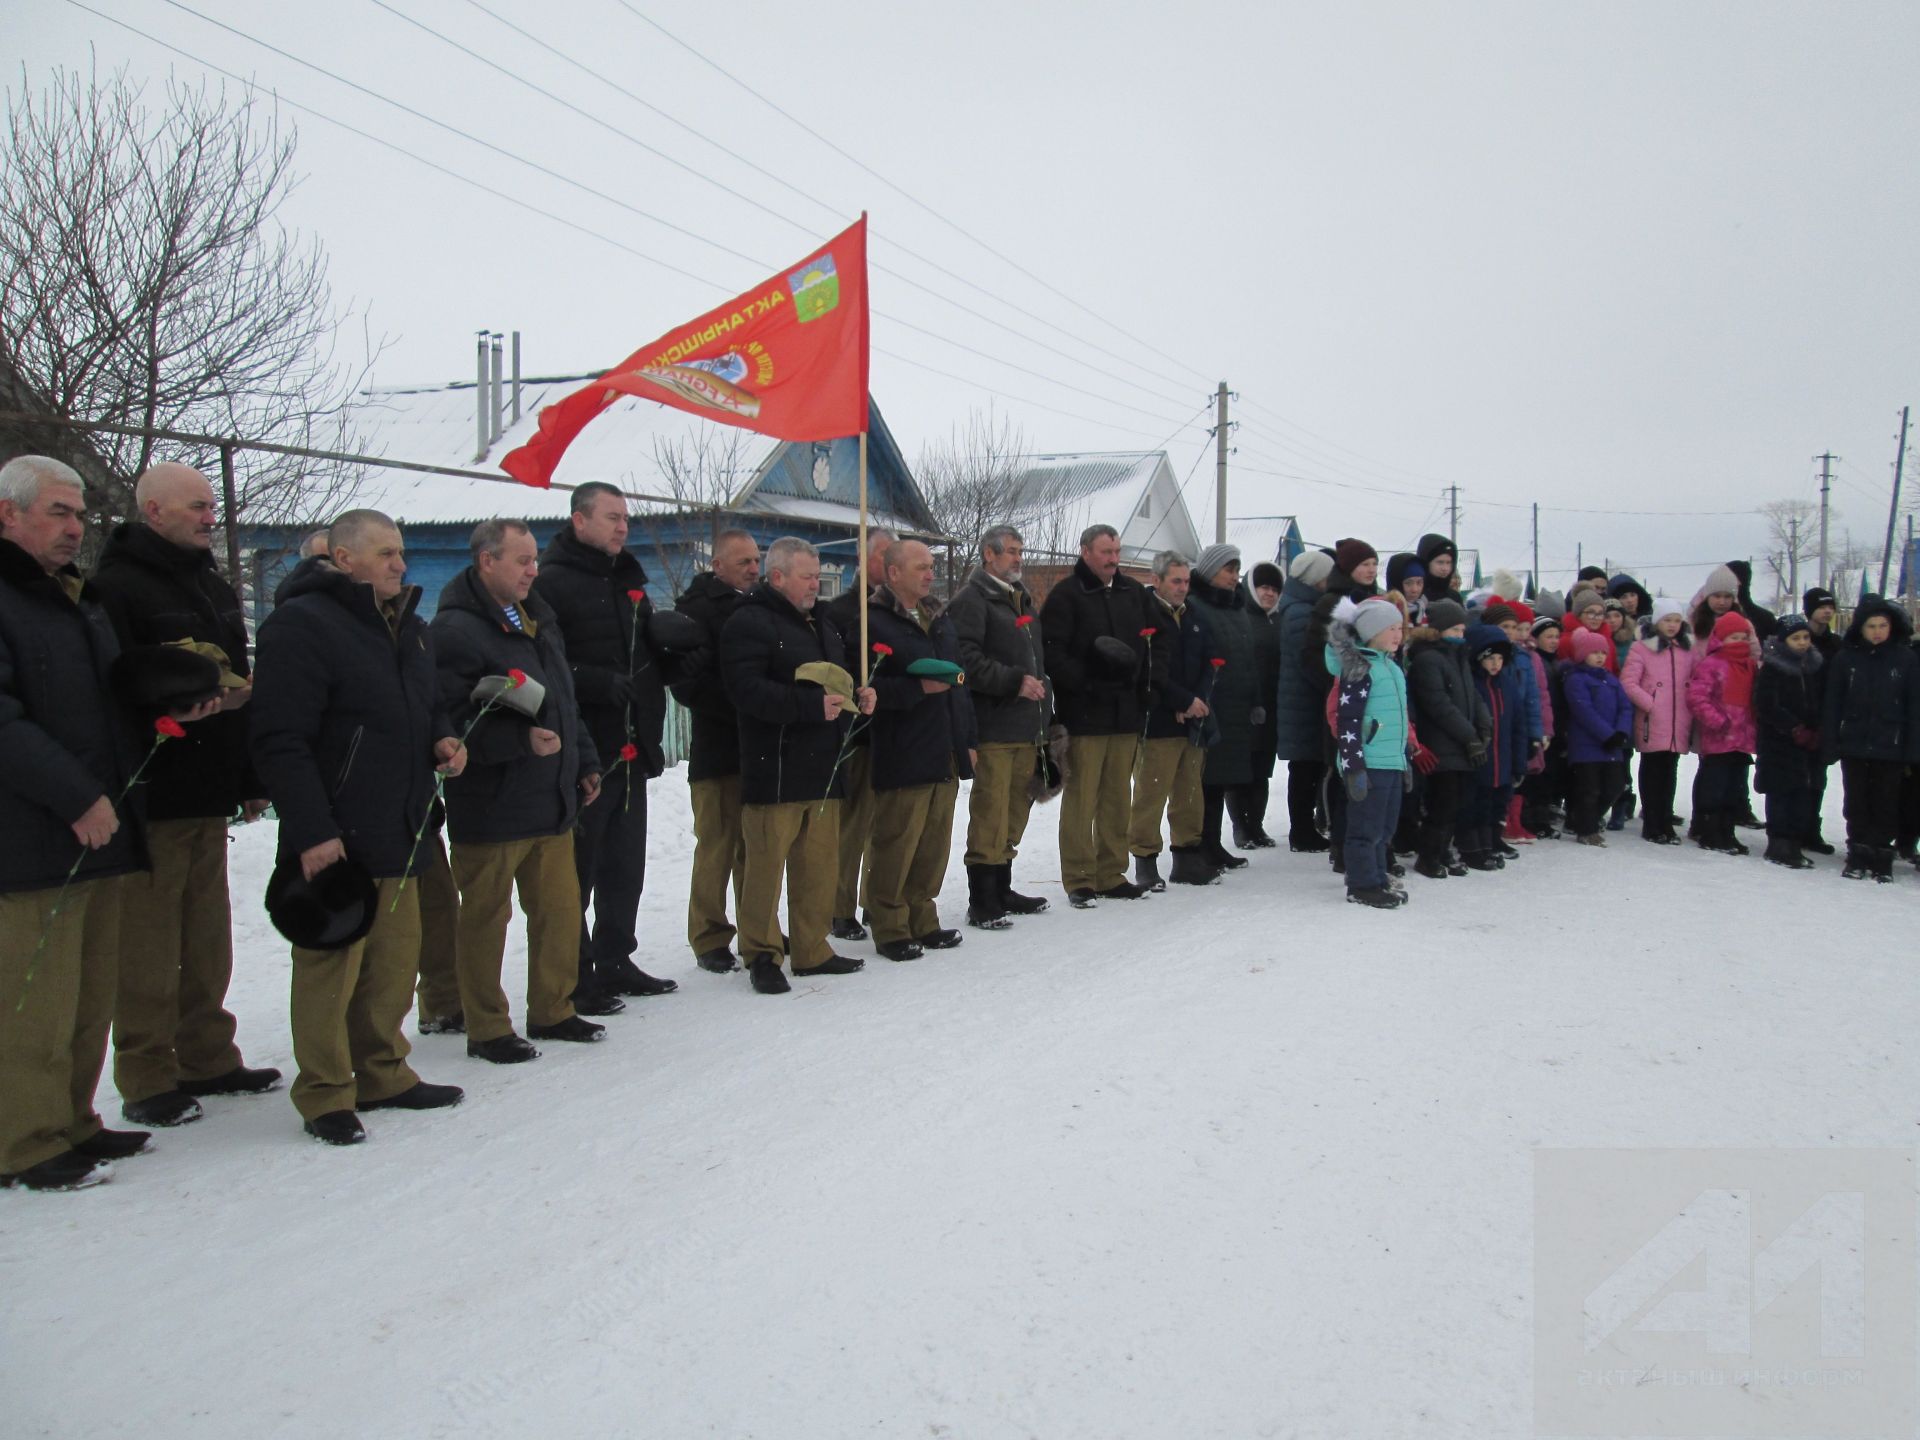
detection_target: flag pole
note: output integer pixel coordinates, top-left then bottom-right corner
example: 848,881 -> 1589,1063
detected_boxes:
858,429 -> 869,686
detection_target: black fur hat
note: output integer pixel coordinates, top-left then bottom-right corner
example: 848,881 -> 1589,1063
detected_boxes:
645,610 -> 704,652
265,854 -> 378,950
109,644 -> 223,713
1090,634 -> 1139,680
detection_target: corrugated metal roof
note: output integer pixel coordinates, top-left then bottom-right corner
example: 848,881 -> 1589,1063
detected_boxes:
1224,515 -> 1299,563
1006,451 -> 1162,511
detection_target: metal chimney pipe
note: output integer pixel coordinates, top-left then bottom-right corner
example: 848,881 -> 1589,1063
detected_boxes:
475,330 -> 490,461
488,333 -> 504,445
511,330 -> 522,424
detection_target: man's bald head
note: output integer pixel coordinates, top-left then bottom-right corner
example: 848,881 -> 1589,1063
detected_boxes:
883,539 -> 935,605
133,462 -> 217,552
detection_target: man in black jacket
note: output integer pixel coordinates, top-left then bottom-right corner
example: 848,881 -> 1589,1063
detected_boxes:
947,524 -> 1050,926
670,529 -> 760,973
819,527 -> 892,940
863,540 -> 976,960
91,462 -> 280,1130
434,520 -> 604,1063
720,537 -> 874,995
1038,524 -> 1168,906
0,456 -> 168,1191
250,509 -> 467,1145
1126,551 -> 1214,888
529,482 -> 679,1008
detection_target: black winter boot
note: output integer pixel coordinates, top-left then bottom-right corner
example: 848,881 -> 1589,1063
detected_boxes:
1841,845 -> 1871,880
1168,845 -> 1221,885
1874,846 -> 1897,883
1204,843 -> 1249,872
1132,853 -> 1166,893
966,864 -> 1014,928
1803,828 -> 1836,856
1763,835 -> 1814,870
996,864 -> 1049,914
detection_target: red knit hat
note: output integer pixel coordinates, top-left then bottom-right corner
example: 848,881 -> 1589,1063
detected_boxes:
1711,610 -> 1753,645
1505,600 -> 1535,625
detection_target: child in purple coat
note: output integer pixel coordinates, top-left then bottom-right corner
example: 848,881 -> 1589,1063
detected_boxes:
1560,627 -> 1634,844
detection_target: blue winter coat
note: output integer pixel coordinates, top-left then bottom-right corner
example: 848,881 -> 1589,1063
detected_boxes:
1272,575 -> 1326,762
1561,662 -> 1635,765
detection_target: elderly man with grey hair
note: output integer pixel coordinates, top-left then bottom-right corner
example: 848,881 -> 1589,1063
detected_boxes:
1038,523 -> 1168,906
947,522 -> 1052,924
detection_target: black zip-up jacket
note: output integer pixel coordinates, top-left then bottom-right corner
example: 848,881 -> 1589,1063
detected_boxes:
1038,559 -> 1168,736
1191,580 -> 1259,786
0,538 -> 146,893
1405,631 -> 1492,772
946,566 -> 1049,746
864,585 -> 977,791
1753,638 -> 1824,792
1142,591 -> 1211,742
720,583 -> 853,805
1820,600 -> 1920,764
529,528 -> 673,778
250,565 -> 446,878
670,571 -> 749,784
431,568 -> 600,846
90,523 -> 261,819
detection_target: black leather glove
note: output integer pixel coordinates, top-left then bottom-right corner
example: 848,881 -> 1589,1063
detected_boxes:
607,673 -> 635,707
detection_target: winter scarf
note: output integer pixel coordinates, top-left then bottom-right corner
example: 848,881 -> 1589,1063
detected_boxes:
1712,611 -> 1756,708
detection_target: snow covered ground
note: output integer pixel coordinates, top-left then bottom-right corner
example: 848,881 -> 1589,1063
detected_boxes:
3,763 -> 1915,1439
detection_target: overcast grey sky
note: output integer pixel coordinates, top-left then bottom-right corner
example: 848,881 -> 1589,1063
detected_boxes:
15,0 -> 1919,596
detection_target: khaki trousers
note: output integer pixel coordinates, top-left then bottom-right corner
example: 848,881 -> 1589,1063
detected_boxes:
414,830 -> 463,1023
1129,736 -> 1206,855
452,832 -> 581,1043
866,780 -> 958,943
687,775 -> 747,956
289,876 -> 422,1120
1058,732 -> 1137,892
833,746 -> 875,919
0,876 -> 119,1175
739,800 -> 838,971
965,741 -> 1037,866
112,816 -> 244,1103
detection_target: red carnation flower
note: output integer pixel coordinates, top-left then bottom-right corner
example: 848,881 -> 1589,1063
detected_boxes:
627,589 -> 646,603
154,715 -> 187,739
1139,627 -> 1157,638
872,643 -> 894,657
507,668 -> 529,687
619,742 -> 639,762
1013,615 -> 1034,628
1210,657 -> 1227,668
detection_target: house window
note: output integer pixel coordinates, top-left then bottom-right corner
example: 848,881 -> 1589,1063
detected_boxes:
819,570 -> 842,599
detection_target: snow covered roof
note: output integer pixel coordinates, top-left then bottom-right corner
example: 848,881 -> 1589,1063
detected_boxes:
1004,451 -> 1200,564
1224,515 -> 1301,566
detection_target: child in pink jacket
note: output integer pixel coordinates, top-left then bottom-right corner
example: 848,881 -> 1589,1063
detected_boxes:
1619,597 -> 1695,845
1686,610 -> 1759,856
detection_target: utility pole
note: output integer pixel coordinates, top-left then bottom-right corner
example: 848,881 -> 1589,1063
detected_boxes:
1879,406 -> 1909,595
1214,381 -> 1229,544
1576,541 -> 1583,578
1815,451 -> 1837,588
1907,514 -> 1915,599
1787,514 -> 1800,603
1447,485 -> 1460,548
1531,502 -> 1539,595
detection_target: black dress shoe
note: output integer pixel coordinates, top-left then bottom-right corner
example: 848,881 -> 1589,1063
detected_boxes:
572,989 -> 628,1017
1095,880 -> 1148,899
73,1127 -> 153,1160
696,948 -> 739,973
747,956 -> 790,994
179,1065 -> 283,1097
467,1033 -> 540,1064
0,1150 -> 112,1190
1204,848 -> 1249,871
122,1090 -> 203,1127
528,1016 -> 607,1043
1067,888 -> 1098,909
359,1081 -> 465,1111
304,1111 -> 367,1146
597,960 -> 678,996
1414,856 -> 1451,879
875,939 -> 924,961
418,1011 -> 466,1035
915,929 -> 963,950
793,955 -> 865,976
829,916 -> 869,941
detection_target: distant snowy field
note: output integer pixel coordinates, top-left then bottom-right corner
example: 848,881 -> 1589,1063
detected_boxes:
3,763 -> 1914,1439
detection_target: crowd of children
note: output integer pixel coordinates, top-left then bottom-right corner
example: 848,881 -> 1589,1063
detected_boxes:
1314,541 -> 1920,908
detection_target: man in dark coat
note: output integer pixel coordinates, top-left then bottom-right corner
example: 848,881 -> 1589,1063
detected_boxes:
0,457 -> 161,1190
90,462 -> 279,1130
434,520 -> 604,1063
1039,524 -> 1169,906
1126,550 -> 1213,889
862,540 -> 977,960
946,524 -> 1051,925
720,537 -> 875,994
1273,549 -> 1334,850
670,529 -> 760,973
1190,544 -> 1260,872
251,509 -> 467,1145
529,482 -> 680,1007
819,527 -> 893,940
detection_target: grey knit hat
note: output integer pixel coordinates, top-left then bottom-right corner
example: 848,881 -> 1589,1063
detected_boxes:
1289,550 -> 1334,586
1534,588 -> 1566,619
1352,597 -> 1403,643
1192,542 -> 1241,582
1701,563 -> 1739,598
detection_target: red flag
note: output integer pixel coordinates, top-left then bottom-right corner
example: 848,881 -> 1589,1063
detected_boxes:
502,217 -> 870,487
